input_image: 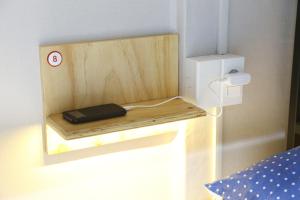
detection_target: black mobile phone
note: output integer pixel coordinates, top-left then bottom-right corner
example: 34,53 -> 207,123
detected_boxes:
63,104 -> 127,124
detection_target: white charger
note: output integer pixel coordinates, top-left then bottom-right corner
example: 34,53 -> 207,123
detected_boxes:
223,72 -> 251,86
183,54 -> 250,111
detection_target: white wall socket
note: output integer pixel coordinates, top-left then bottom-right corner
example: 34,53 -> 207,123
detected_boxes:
182,54 -> 246,110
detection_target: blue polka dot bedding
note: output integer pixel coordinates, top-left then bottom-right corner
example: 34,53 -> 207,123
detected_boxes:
205,146 -> 300,200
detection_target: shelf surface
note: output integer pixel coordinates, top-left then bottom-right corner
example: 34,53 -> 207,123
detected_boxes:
46,99 -> 206,140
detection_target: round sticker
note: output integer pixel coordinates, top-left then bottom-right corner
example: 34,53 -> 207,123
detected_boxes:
47,51 -> 63,67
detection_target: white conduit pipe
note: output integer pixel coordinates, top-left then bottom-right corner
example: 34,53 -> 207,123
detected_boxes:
215,0 -> 230,179
217,0 -> 229,55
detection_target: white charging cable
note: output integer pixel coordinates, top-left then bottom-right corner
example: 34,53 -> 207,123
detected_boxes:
122,76 -> 227,119
123,96 -> 183,111
207,78 -> 224,118
123,91 -> 223,118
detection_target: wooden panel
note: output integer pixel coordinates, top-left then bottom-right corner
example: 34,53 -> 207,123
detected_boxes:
40,34 -> 178,117
47,99 -> 206,140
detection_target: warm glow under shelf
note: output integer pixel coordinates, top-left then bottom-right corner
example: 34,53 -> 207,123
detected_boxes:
46,120 -> 188,155
46,98 -> 206,140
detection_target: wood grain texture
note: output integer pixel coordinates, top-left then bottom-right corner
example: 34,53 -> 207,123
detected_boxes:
40,34 -> 179,117
47,99 -> 206,140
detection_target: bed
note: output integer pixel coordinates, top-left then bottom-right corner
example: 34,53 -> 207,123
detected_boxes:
205,146 -> 300,200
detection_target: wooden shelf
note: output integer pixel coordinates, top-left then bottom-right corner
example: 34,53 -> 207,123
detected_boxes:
46,99 -> 206,140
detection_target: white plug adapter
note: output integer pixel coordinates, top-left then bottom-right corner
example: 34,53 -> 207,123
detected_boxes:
183,54 -> 248,110
223,72 -> 251,86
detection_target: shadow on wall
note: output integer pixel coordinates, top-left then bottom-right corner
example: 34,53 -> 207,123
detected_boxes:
222,130 -> 286,176
45,133 -> 177,163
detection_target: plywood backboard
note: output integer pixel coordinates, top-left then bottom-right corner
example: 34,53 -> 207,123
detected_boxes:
40,34 -> 179,117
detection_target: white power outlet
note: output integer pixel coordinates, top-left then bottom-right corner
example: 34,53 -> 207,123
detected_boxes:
182,54 -> 246,110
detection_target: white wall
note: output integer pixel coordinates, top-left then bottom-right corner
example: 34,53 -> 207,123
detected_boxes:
223,0 -> 298,176
0,0 -> 180,199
